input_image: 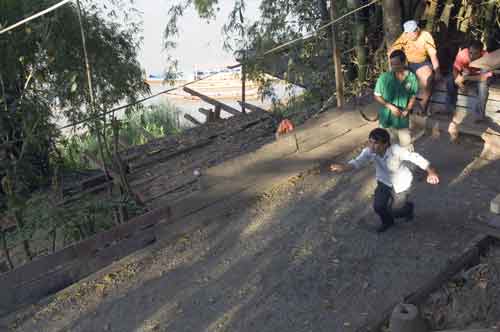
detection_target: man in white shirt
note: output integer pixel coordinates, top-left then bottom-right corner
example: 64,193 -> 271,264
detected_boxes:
330,128 -> 440,233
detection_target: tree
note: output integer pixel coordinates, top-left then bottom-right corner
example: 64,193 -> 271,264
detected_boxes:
381,0 -> 402,48
0,0 -> 149,259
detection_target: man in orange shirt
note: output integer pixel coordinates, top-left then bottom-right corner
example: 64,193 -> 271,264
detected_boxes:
390,20 -> 441,115
447,40 -> 493,141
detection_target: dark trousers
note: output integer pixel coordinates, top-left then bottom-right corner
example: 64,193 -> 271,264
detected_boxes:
373,181 -> 413,225
445,75 -> 489,118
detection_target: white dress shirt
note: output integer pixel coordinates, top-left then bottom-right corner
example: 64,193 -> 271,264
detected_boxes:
348,144 -> 430,193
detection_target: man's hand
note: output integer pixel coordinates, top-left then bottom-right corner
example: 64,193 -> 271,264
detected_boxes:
330,163 -> 348,173
455,74 -> 465,89
426,168 -> 440,185
387,104 -> 401,117
401,109 -> 410,117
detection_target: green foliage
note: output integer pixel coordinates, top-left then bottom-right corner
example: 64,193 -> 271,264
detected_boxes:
271,92 -> 320,125
4,190 -> 146,263
121,101 -> 183,144
59,102 -> 183,169
0,0 -> 149,206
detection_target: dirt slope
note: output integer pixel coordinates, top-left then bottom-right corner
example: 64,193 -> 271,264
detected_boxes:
2,133 -> 499,332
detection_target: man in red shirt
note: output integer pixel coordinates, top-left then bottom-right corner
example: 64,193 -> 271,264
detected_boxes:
447,40 -> 493,140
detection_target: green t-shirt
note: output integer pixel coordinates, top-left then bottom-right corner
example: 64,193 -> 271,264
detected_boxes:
374,70 -> 418,129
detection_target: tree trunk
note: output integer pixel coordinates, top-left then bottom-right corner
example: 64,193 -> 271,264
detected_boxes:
1,230 -> 14,269
329,1 -> 344,107
440,0 -> 455,27
413,0 -> 426,20
422,0 -> 438,31
457,0 -> 473,33
402,0 -> 422,22
347,0 -> 368,81
15,212 -> 33,261
483,0 -> 497,49
382,0 -> 402,48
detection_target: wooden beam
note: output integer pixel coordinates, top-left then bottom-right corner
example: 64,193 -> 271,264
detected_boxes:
128,139 -> 213,171
467,222 -> 500,240
433,329 -> 496,332
184,113 -> 202,126
183,86 -> 241,116
329,2 -> 344,107
356,235 -> 492,332
237,101 -> 269,113
83,151 -> 120,180
0,205 -> 170,316
198,108 -> 211,116
241,63 -> 246,114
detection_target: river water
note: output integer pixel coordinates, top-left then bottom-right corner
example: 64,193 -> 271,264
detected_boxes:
57,80 -> 303,134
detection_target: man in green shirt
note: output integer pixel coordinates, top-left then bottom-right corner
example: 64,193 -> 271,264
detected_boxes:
374,50 -> 419,151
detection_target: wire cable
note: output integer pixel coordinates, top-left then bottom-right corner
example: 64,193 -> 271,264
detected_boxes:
58,67 -> 239,130
0,0 -> 72,35
262,0 -> 380,56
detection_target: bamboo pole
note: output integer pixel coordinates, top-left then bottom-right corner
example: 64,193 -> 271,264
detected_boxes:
329,1 -> 345,107
241,62 -> 246,114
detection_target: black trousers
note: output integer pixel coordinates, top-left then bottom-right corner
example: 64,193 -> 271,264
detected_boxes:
373,181 -> 413,225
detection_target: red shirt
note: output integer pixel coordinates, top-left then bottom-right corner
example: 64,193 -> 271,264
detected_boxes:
453,48 -> 491,76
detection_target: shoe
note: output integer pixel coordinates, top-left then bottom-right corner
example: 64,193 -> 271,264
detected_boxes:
376,222 -> 394,233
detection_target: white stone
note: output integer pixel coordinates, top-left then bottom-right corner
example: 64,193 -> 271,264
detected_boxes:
491,193 -> 500,214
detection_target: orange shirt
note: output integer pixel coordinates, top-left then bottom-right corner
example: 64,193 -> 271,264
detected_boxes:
391,30 -> 437,64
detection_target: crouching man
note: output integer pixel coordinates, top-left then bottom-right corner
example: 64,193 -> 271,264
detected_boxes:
330,128 -> 440,233
446,40 -> 493,141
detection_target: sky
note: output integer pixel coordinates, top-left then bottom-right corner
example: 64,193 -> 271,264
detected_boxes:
131,0 -> 261,78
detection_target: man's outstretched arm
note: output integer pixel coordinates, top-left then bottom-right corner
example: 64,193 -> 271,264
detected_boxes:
399,146 -> 440,184
330,163 -> 355,173
331,148 -> 372,173
425,166 -> 440,184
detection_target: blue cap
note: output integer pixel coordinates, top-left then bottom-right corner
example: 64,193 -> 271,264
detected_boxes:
403,20 -> 419,33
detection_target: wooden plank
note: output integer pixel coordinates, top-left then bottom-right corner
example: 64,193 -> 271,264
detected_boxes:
294,110 -> 366,152
141,175 -> 198,203
237,101 -> 268,113
62,181 -> 111,205
470,49 -> 500,70
0,205 -> 169,290
356,235 -> 492,332
80,173 -> 109,190
162,119 -> 376,220
486,99 -> 500,111
183,86 -> 241,116
83,151 -> 121,180
434,329 -> 496,332
198,108 -> 211,116
127,115 -> 272,171
467,222 -> 500,240
122,110 -> 271,163
128,139 -> 213,171
184,113 -> 202,126
201,133 -> 298,189
0,226 -> 156,316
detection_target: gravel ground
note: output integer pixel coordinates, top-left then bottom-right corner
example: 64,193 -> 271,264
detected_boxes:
2,132 -> 499,332
422,243 -> 500,330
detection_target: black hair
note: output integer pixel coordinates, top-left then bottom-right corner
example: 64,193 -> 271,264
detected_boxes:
369,128 -> 391,144
469,39 -> 483,51
389,49 -> 407,63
